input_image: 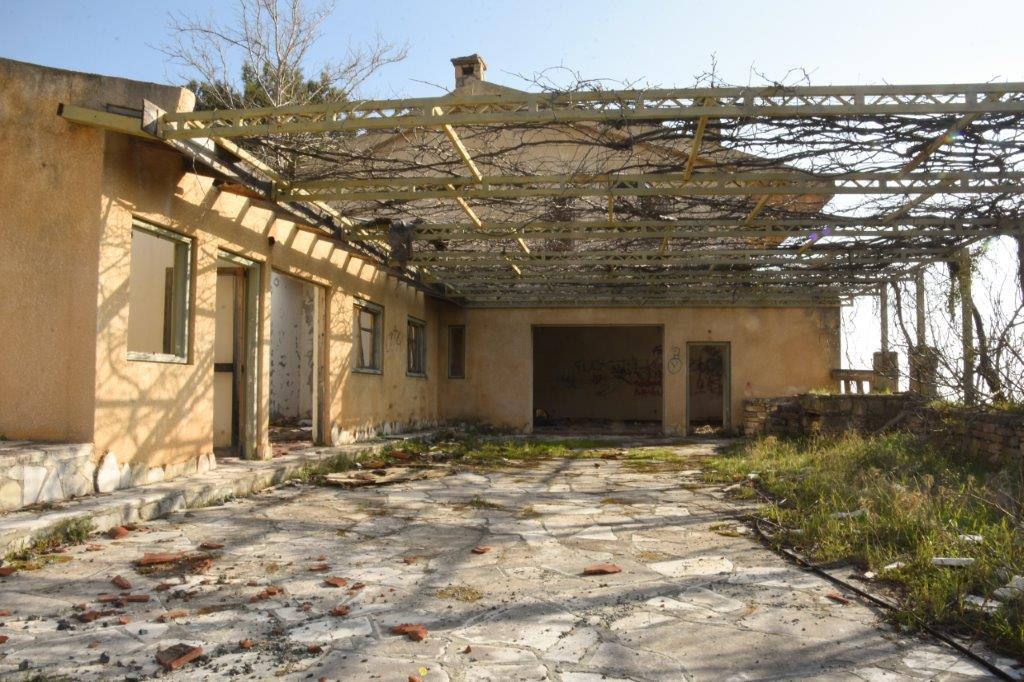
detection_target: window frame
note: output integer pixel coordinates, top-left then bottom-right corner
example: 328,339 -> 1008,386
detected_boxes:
353,299 -> 384,374
126,220 -> 193,365
406,316 -> 427,378
447,325 -> 466,379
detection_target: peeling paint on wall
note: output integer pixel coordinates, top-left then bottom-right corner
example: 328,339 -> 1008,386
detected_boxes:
269,273 -> 315,424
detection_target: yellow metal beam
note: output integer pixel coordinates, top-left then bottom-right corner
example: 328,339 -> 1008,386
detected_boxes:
59,104 -> 152,139
433,106 -> 483,182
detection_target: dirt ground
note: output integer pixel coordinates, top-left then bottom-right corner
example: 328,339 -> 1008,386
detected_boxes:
0,439 -> 1011,680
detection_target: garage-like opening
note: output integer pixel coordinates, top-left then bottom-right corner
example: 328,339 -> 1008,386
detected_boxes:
687,342 -> 730,435
269,271 -> 322,455
533,326 -> 663,434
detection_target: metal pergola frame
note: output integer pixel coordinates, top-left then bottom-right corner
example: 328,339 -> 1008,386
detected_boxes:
59,79 -> 1024,307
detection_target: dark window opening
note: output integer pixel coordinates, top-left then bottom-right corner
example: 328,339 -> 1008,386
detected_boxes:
448,326 -> 466,378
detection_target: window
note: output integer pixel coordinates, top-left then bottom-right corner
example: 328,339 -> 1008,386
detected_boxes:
354,300 -> 383,372
448,325 -> 466,378
407,317 -> 427,377
127,221 -> 191,363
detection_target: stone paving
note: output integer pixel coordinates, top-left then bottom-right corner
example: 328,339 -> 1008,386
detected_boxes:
0,440 -> 1011,680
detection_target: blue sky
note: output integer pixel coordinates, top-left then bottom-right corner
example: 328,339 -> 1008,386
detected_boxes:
3,0 -> 1022,372
3,1 -> 1023,96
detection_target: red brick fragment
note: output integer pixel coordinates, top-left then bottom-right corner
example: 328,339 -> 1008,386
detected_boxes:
97,594 -> 120,604
582,563 -> 622,575
155,643 -> 203,671
402,556 -> 419,565
311,555 -> 327,562
199,541 -> 224,550
307,644 -> 323,653
246,580 -> 259,587
158,609 -> 188,622
86,544 -> 103,552
323,577 -> 348,588
330,605 -> 350,617
77,610 -> 115,623
111,575 -> 131,590
136,552 -> 184,566
239,638 -> 253,650
0,635 -> 8,644
826,592 -> 851,605
299,603 -> 312,612
391,623 -> 428,641
462,645 -> 472,654
118,616 -> 131,625
0,609 -> 10,617
108,526 -> 130,540
409,676 -> 422,682
349,582 -> 366,591
124,594 -> 150,603
155,582 -> 174,592
471,546 -> 492,555
0,567 -> 16,577
309,563 -> 330,572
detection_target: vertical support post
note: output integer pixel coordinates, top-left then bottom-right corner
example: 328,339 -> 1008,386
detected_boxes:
879,283 -> 889,352
958,248 -> 976,405
1016,235 -> 1024,304
915,269 -> 927,349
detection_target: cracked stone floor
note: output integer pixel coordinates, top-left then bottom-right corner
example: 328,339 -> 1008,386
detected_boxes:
0,440 -> 1013,680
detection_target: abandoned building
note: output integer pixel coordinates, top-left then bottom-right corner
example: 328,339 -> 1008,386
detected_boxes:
1,53 -> 1021,512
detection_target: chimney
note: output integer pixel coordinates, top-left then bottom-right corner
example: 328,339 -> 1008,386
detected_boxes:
451,54 -> 486,88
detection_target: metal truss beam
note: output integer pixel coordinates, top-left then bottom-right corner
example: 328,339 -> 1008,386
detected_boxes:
282,170 -> 1024,202
157,81 -> 1024,139
346,216 -> 1024,241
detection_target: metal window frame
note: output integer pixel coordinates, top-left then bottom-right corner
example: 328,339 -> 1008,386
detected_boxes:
126,219 -> 193,365
406,316 -> 428,378
353,299 -> 384,374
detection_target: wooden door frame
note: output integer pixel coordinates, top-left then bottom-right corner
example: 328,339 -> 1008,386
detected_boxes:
685,342 -> 731,434
218,252 -> 262,458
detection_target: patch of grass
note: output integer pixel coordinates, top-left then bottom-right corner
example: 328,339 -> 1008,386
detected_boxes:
704,432 -> 1024,657
6,517 -> 94,567
600,497 -> 634,505
435,584 -> 484,602
516,505 -> 541,519
448,497 -> 506,511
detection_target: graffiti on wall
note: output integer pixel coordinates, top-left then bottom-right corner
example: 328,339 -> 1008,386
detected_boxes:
689,346 -> 725,394
555,345 -> 663,397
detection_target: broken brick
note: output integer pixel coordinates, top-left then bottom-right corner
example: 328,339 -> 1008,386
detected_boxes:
97,594 -> 120,604
155,643 -> 203,671
349,582 -> 366,591
583,563 -> 622,575
0,635 -> 8,644
391,623 -> 428,641
409,676 -> 422,682
124,594 -> 150,603
462,645 -> 472,654
77,610 -> 115,623
155,582 -> 174,592
826,592 -> 851,605
471,546 -> 492,555
118,616 -> 131,625
136,552 -> 184,566
108,526 -> 130,540
0,609 -> 10,617
323,577 -> 348,588
158,609 -> 188,622
307,644 -> 323,653
111,575 -> 131,590
330,605 -> 350,617
0,567 -> 16,577
309,563 -> 330,572
199,541 -> 224,550
239,639 -> 253,650
402,556 -> 419,564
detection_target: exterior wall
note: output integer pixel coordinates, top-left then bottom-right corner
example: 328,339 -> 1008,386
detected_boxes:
0,58 -> 189,443
438,306 -> 840,433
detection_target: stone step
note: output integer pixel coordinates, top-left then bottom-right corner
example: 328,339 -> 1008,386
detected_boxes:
0,441 -> 95,511
0,433 -> 431,557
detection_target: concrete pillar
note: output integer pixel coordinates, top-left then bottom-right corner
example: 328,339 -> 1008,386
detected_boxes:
872,351 -> 899,393
958,248 -> 976,405
879,283 -> 889,352
908,269 -> 938,397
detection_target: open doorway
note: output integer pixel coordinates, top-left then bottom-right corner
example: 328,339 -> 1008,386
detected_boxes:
532,325 -> 663,434
213,252 -> 260,458
686,342 -> 730,435
269,271 -> 324,455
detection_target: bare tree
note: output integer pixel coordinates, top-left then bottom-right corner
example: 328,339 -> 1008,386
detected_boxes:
160,0 -> 406,110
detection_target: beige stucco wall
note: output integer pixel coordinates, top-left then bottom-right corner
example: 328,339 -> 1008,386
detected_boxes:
438,306 -> 840,433
0,58 -> 191,443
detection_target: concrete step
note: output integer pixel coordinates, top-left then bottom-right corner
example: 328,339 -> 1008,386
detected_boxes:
0,441 -> 94,511
0,434 -> 428,556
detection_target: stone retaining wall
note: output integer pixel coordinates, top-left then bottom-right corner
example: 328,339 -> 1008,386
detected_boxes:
743,395 -> 1024,468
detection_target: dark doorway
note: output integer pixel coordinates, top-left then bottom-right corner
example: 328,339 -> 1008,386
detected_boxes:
687,342 -> 730,435
532,326 -> 663,433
